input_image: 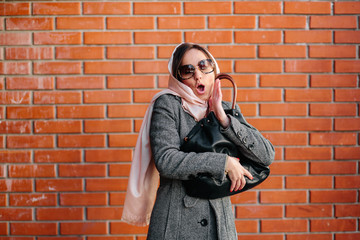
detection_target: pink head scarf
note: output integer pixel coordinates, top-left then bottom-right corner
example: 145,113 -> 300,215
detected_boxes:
121,43 -> 220,226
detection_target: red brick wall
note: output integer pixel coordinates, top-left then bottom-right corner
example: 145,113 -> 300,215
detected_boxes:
1,1 -> 359,239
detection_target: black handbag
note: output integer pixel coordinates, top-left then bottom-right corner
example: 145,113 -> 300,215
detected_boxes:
180,73 -> 270,199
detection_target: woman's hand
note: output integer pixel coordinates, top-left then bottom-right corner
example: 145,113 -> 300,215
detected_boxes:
209,78 -> 230,128
225,156 -> 253,192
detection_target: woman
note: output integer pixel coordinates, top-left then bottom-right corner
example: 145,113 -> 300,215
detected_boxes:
122,43 -> 274,239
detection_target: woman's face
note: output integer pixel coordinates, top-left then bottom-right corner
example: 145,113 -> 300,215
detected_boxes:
179,48 -> 215,101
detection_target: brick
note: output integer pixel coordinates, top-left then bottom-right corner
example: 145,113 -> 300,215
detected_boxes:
6,77 -> 54,89
109,164 -> 131,177
86,179 -> 127,191
6,17 -> 53,30
335,147 -> 360,160
58,135 -> 106,148
87,207 -> 123,220
237,235 -> 284,240
285,30 -> 332,43
284,2 -> 331,14
209,16 -> 255,29
0,3 -> 30,15
334,31 -> 360,43
310,190 -> 357,203
286,205 -> 332,218
84,90 -> 131,103
108,105 -> 148,118
10,193 -> 56,206
57,17 -> 104,30
7,136 -> 54,149
34,32 -> 81,45
311,75 -> 358,88
335,233 -> 360,240
34,91 -> 81,104
286,89 -> 332,102
236,205 -> 283,219
107,76 -> 155,89
37,208 -> 83,221
235,220 -> 258,233
57,76 -> 104,89
309,45 -> 356,58
260,16 -> 306,29
234,1 -> 281,14
10,223 -> 57,235
0,208 -> 32,221
158,16 -> 205,29
0,179 -> 33,192
285,118 -> 332,131
311,219 -> 356,232
334,2 -> 360,14
235,60 -> 282,73
61,222 -> 107,235
261,219 -> 308,233
134,2 -> 180,15
0,32 -> 31,45
7,106 -> 54,119
310,133 -> 356,146
107,46 -> 154,59
336,204 -> 360,217
83,2 -> 130,15
311,16 -> 357,29
9,164 -> 55,178
311,161 -> 356,175
185,31 -> 232,44
109,134 -> 138,147
33,2 -> 80,15
35,150 -> 81,163
260,103 -> 307,116
286,176 -> 332,189
0,151 -> 31,163
85,149 -> 132,162
310,103 -> 357,116
6,47 -> 53,60
0,91 -> 30,104
184,1 -> 231,14
56,47 -> 103,59
60,193 -> 107,206
0,121 -> 31,134
59,164 -> 106,177
258,176 -> 283,189
34,62 -> 81,74
134,90 -> 161,103
84,32 -> 131,44
235,31 -> 281,43
109,192 -> 126,205
335,60 -> 360,73
84,61 -> 132,74
38,237 -> 83,240
110,222 -> 148,235
270,162 -> 307,175
57,106 -> 105,119
0,62 -> 30,75
285,60 -> 332,73
247,118 -> 282,131
84,120 -> 132,133
36,179 -> 83,192
34,120 -> 81,134
135,31 -> 182,44
208,45 -> 256,58
259,45 -> 306,58
108,17 -> 154,30
263,133 -> 307,146
335,175 -> 360,189
260,75 -> 307,87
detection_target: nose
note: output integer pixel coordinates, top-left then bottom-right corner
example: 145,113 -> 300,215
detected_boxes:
193,67 -> 202,80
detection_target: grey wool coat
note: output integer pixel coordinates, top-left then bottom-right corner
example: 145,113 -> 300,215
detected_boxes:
147,94 -> 274,240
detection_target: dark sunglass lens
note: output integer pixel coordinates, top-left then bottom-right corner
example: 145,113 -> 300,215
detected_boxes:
179,65 -> 194,78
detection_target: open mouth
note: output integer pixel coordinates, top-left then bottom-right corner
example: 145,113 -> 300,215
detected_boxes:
196,84 -> 205,94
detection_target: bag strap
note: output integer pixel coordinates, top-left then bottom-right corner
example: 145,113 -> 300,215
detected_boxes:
215,73 -> 237,110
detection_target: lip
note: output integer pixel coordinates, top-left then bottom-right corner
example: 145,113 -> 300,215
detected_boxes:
196,84 -> 206,95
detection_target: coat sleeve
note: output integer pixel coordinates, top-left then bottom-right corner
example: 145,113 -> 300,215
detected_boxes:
220,102 -> 275,167
150,95 -> 227,181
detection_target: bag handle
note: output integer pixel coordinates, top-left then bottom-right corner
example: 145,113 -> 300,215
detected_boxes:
215,73 -> 237,110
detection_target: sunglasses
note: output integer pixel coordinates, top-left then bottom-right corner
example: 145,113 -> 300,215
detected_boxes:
178,59 -> 215,80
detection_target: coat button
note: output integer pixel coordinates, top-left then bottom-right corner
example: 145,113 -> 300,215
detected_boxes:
199,219 -> 208,226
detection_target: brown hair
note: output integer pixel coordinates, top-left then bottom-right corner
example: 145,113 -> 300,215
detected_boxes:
171,43 -> 213,81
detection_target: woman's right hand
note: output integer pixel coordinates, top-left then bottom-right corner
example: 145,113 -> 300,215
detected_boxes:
225,156 -> 253,192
